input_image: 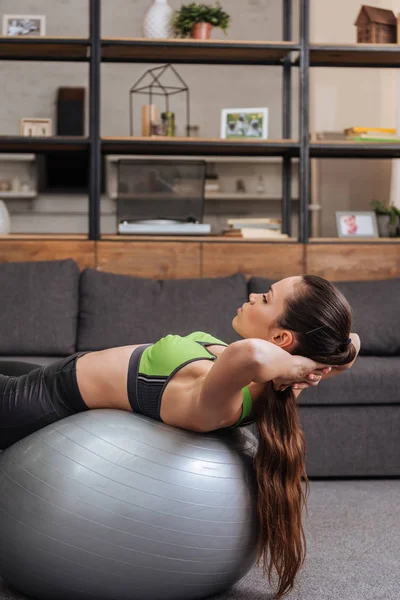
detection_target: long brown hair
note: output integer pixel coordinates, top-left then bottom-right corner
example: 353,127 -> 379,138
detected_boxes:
252,275 -> 357,598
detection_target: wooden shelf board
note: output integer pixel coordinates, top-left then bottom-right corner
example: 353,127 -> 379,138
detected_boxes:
1,234 -> 397,245
309,237 -> 400,243
101,38 -> 298,64
100,235 -> 298,242
106,154 -> 298,164
0,36 -> 90,61
109,191 -> 298,201
204,193 -> 298,201
309,43 -> 400,67
310,140 -> 400,158
0,153 -> 35,162
0,192 -> 36,199
0,234 -> 88,240
102,137 -> 299,157
0,136 -> 90,153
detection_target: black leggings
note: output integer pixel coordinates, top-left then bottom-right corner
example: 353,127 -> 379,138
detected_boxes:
0,354 -> 89,450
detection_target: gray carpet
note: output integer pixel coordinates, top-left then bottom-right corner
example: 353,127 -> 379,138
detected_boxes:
1,480 -> 399,600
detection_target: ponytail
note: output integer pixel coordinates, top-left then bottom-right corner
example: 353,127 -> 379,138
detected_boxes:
252,382 -> 310,599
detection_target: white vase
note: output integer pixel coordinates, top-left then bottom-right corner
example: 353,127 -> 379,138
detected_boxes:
143,0 -> 173,39
0,200 -> 10,234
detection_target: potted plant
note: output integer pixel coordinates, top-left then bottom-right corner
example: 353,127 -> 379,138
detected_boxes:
173,2 -> 230,40
370,200 -> 400,237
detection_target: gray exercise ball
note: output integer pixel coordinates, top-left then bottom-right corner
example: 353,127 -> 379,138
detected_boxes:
0,410 -> 260,600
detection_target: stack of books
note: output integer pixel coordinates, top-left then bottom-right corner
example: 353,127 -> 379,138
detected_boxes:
222,218 -> 289,239
344,127 -> 400,142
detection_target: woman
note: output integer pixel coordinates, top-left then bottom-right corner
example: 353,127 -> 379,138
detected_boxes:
0,274 -> 360,599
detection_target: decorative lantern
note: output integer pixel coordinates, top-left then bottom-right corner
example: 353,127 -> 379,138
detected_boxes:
129,64 -> 190,137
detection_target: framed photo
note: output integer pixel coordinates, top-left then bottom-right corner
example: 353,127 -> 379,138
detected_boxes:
20,118 -> 52,137
2,15 -> 46,37
336,211 -> 379,238
220,108 -> 268,139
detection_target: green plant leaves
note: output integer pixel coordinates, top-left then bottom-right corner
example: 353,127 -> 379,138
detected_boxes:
173,2 -> 231,37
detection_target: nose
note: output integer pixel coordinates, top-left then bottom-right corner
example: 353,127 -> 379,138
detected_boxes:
249,293 -> 257,304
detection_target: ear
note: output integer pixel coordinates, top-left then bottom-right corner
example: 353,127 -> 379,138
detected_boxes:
272,329 -> 296,350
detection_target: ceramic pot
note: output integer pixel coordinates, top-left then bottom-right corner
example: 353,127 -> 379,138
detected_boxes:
376,214 -> 398,237
0,200 -> 11,234
191,22 -> 212,39
143,0 -> 173,39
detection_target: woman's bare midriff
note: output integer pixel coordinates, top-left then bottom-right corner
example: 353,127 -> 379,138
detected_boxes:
75,343 -> 258,431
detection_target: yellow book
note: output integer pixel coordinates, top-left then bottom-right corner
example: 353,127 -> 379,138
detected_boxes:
344,127 -> 396,135
240,228 -> 288,240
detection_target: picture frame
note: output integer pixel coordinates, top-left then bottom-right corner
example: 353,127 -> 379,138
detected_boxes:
2,15 -> 46,37
335,211 -> 379,238
220,107 -> 268,140
20,118 -> 52,137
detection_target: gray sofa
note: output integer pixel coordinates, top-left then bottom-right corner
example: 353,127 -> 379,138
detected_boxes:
1,258 -> 399,600
1,258 -> 399,477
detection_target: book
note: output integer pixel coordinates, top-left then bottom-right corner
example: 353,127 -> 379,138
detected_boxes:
346,135 -> 400,143
346,131 -> 400,139
223,227 -> 289,239
240,228 -> 288,239
316,131 -> 346,141
344,127 -> 396,136
227,217 -> 281,228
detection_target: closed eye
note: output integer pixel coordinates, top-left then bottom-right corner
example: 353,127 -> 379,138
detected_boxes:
262,293 -> 268,304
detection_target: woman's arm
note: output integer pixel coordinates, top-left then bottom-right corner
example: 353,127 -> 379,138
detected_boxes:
195,339 -> 328,430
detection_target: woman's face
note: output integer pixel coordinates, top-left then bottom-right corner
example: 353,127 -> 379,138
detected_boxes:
232,275 -> 303,351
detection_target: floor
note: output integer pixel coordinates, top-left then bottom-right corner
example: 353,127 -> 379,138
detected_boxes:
1,480 -> 399,600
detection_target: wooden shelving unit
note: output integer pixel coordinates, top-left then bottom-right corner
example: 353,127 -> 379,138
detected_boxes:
0,1 -> 399,253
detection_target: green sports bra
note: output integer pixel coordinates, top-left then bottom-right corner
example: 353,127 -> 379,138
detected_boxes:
137,331 -> 253,428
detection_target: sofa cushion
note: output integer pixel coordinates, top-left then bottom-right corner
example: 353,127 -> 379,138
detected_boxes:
334,279 -> 400,356
0,259 -> 79,356
248,276 -> 400,356
297,356 -> 400,405
77,269 -> 248,350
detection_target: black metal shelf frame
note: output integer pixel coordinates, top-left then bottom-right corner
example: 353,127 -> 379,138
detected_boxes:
1,0 -> 400,243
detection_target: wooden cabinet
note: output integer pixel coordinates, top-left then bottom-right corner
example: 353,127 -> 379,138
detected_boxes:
0,237 -> 95,270
306,242 -> 400,281
202,242 -> 304,278
97,241 -> 201,279
0,237 -> 399,281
